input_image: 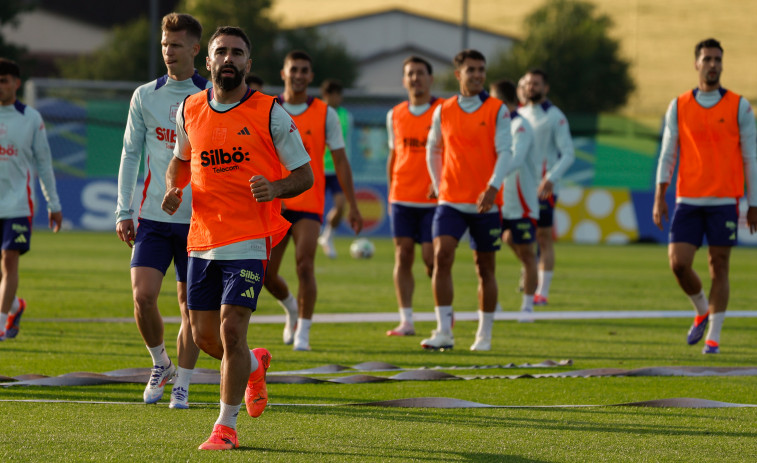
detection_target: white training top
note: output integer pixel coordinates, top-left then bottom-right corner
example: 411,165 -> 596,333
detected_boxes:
656,88 -> 757,206
426,92 -> 513,213
173,93 -> 310,260
280,100 -> 345,151
502,111 -> 539,220
517,100 -> 575,195
116,71 -> 210,225
0,101 -> 61,218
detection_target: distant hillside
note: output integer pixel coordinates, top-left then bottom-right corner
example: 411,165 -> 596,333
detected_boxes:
272,0 -> 757,116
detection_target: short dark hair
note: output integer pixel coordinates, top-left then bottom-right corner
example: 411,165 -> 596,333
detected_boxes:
0,58 -> 21,78
402,55 -> 433,75
526,68 -> 548,84
453,49 -> 486,68
284,50 -> 313,65
491,79 -> 517,104
320,79 -> 343,96
695,38 -> 723,58
208,26 -> 251,54
245,73 -> 263,87
161,13 -> 202,41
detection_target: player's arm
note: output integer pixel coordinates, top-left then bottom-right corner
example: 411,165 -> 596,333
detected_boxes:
539,108 -> 575,199
386,109 -> 395,192
479,105 -> 512,213
425,105 -> 443,196
252,163 -> 314,201
326,107 -> 363,233
116,89 -> 147,245
737,97 -> 757,233
31,111 -> 62,232
162,101 -> 191,215
652,99 -> 680,230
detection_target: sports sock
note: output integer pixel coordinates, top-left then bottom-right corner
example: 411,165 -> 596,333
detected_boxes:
522,294 -> 535,311
278,293 -> 298,329
295,318 -> 312,345
9,297 -> 20,315
321,224 -> 333,241
688,290 -> 709,316
250,350 -> 259,375
475,311 -> 494,340
705,312 -> 726,345
399,307 -> 413,325
147,342 -> 171,367
215,401 -> 241,430
536,270 -> 553,298
434,305 -> 453,333
173,366 -> 194,392
0,313 -> 7,331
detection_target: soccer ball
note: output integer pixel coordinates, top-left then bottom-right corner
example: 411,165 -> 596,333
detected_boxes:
349,238 -> 375,259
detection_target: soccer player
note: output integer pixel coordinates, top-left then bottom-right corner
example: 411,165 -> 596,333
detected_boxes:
317,79 -> 353,259
385,56 -> 442,336
264,50 -> 363,351
490,79 -> 539,321
653,38 -> 757,354
245,73 -> 264,92
162,26 -> 313,450
518,69 -> 575,306
0,58 -> 62,341
425,49 -> 512,351
115,13 -> 208,409
516,76 -> 528,106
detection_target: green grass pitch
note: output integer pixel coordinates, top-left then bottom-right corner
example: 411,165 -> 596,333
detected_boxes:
1,232 -> 756,462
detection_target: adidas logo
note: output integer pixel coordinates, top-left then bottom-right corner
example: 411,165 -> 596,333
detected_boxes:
479,121 -> 486,126
240,287 -> 257,298
14,235 -> 27,244
237,127 -> 251,135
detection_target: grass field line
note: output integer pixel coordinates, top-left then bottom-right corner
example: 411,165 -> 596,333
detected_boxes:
27,309 -> 757,324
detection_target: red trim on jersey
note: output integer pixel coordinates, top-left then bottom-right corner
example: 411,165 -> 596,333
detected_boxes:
25,172 -> 34,216
515,174 -> 531,219
139,156 -> 152,217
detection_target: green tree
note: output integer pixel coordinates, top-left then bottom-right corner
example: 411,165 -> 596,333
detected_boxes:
58,0 -> 359,87
0,0 -> 36,65
488,0 -> 634,113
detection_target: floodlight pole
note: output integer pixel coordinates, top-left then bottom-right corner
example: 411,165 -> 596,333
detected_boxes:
461,0 -> 469,50
148,0 -> 159,80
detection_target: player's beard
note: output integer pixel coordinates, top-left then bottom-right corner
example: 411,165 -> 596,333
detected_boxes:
528,92 -> 543,103
214,65 -> 244,91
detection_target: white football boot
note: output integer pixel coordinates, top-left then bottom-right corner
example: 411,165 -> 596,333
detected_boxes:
420,330 -> 454,350
143,362 -> 176,404
470,336 -> 491,351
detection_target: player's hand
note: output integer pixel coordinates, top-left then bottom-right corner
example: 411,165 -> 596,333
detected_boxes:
348,206 -> 363,234
652,197 -> 668,231
538,179 -> 554,200
116,219 -> 135,248
747,206 -> 757,234
49,210 -> 63,233
250,175 -> 276,202
476,185 -> 497,213
161,187 -> 183,215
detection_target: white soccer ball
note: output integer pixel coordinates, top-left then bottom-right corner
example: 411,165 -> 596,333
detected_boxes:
349,238 -> 375,259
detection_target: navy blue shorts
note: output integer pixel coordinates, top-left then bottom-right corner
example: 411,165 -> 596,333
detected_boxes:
432,205 -> 502,252
537,195 -> 558,228
131,218 -> 190,281
282,209 -> 323,232
0,217 -> 32,255
390,203 -> 435,243
669,203 -> 738,247
503,218 -> 537,244
187,257 -> 267,311
324,174 -> 343,195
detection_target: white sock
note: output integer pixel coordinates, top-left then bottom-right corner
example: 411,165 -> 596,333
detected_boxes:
9,297 -> 20,315
173,366 -> 194,391
475,311 -> 495,340
321,224 -> 333,240
278,293 -> 298,327
434,305 -> 453,333
536,270 -> 553,298
295,318 -> 312,345
688,290 -> 709,316
250,350 -> 259,373
705,312 -> 726,345
147,343 -> 171,367
399,307 -> 413,325
522,294 -> 534,311
0,313 -> 7,331
215,401 -> 241,429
